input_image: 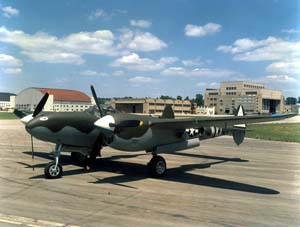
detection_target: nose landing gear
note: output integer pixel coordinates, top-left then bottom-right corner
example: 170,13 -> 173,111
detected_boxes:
44,144 -> 63,179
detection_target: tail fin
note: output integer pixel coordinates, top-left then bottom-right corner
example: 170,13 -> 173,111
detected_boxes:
235,104 -> 245,117
233,105 -> 246,145
234,105 -> 246,129
161,104 -> 174,119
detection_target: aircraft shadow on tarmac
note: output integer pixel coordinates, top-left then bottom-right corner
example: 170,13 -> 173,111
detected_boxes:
20,151 -> 279,195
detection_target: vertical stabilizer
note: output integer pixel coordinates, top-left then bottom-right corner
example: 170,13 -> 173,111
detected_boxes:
236,105 -> 245,117
161,104 -> 175,119
234,105 -> 246,129
233,105 -> 246,145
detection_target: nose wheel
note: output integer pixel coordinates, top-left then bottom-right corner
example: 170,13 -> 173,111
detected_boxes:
147,155 -> 167,178
44,144 -> 63,179
44,161 -> 63,179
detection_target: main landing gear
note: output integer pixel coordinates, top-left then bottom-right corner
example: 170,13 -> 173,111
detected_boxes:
71,151 -> 98,166
44,144 -> 63,179
147,154 -> 167,178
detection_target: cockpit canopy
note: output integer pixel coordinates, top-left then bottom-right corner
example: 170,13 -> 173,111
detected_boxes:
85,104 -> 118,117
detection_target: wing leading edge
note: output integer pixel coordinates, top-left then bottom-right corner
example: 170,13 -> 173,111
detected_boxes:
150,109 -> 297,130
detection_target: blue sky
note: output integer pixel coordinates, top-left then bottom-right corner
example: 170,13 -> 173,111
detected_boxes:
0,0 -> 299,98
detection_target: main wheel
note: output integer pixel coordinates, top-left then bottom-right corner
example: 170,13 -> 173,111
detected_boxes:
71,152 -> 87,164
148,155 -> 167,178
44,161 -> 63,179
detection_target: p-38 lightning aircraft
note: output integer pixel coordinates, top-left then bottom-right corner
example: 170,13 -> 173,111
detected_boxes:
21,85 -> 296,179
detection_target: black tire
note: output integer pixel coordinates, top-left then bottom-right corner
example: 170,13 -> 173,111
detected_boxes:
148,155 -> 167,178
44,161 -> 63,179
71,151 -> 98,166
71,152 -> 87,164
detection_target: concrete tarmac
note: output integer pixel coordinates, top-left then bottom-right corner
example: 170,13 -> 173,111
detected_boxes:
0,120 -> 300,227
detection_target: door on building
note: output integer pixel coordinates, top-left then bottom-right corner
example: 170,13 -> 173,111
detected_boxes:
269,100 -> 276,114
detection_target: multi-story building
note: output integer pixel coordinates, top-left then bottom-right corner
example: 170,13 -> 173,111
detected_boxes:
109,98 -> 192,115
16,87 -> 92,112
204,81 -> 284,114
0,92 -> 16,112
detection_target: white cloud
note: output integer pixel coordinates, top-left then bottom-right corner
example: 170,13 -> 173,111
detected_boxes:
0,54 -> 22,75
127,31 -> 167,52
23,51 -> 84,65
111,53 -> 176,71
130,20 -> 152,28
182,57 -> 202,66
161,67 -> 186,76
0,53 -> 22,67
112,70 -> 125,76
128,76 -> 157,84
80,70 -> 108,76
0,26 -> 169,66
217,36 -> 300,61
1,6 -> 19,18
118,29 -> 167,52
88,9 -> 127,21
184,23 -> 221,37
0,26 -> 117,64
196,82 -> 219,88
159,57 -> 178,64
2,67 -> 21,75
266,58 -> 300,75
282,29 -> 300,34
161,66 -> 236,78
218,36 -> 300,79
88,9 -> 106,20
265,75 -> 298,83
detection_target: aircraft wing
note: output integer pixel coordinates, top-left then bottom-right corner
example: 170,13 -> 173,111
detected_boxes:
150,113 -> 297,130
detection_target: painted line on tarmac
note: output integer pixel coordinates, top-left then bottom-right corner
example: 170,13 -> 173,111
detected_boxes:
0,213 -> 80,227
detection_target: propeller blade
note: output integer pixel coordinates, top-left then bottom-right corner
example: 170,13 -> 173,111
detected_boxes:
90,85 -> 104,117
31,135 -> 35,171
33,93 -> 49,117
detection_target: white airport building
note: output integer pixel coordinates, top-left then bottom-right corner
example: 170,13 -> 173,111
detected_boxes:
0,92 -> 16,112
16,87 -> 93,112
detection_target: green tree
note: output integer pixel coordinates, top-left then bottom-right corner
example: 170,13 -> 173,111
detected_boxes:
194,93 -> 204,106
286,97 -> 297,105
160,95 -> 174,100
184,96 -> 189,100
176,95 -> 182,100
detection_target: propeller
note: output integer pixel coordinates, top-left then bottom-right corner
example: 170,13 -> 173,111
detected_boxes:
33,93 -> 49,117
90,85 -> 104,117
21,92 -> 49,170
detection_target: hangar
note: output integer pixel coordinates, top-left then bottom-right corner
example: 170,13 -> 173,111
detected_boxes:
16,87 -> 92,112
109,98 -> 192,115
204,81 -> 284,114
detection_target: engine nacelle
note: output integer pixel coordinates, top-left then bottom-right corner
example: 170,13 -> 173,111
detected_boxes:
198,126 -> 246,146
232,129 -> 246,146
156,138 -> 200,153
197,126 -> 225,140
